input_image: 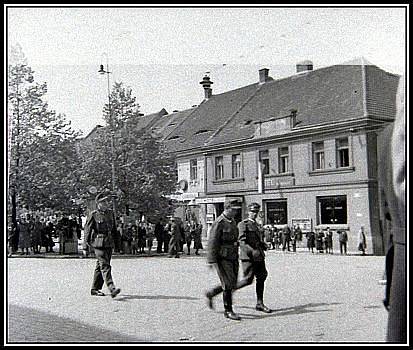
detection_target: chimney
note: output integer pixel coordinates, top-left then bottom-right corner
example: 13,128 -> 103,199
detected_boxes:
199,74 -> 213,100
296,60 -> 313,73
259,68 -> 270,84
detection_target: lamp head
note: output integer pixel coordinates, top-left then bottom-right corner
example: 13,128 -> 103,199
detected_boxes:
98,64 -> 106,74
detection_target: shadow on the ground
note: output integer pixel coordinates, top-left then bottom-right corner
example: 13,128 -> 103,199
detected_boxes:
114,294 -> 200,302
234,302 -> 342,320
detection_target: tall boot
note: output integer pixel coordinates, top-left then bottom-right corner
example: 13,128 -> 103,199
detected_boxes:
223,290 -> 241,320
205,285 -> 223,309
255,281 -> 272,313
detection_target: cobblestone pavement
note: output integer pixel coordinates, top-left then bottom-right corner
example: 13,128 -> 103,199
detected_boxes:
6,248 -> 389,344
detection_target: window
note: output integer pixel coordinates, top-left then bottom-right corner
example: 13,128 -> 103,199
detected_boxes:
318,196 -> 347,225
278,147 -> 289,174
232,154 -> 241,178
312,141 -> 325,170
215,156 -> 224,180
259,150 -> 270,175
265,200 -> 288,225
190,159 -> 197,181
336,137 -> 349,168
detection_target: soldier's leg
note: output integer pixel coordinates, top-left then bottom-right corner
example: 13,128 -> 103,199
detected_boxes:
235,261 -> 254,290
95,248 -> 120,297
254,261 -> 271,312
91,256 -> 104,293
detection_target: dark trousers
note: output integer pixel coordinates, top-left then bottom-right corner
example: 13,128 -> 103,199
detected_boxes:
91,248 -> 115,292
387,243 -> 406,343
235,260 -> 268,302
339,242 -> 347,254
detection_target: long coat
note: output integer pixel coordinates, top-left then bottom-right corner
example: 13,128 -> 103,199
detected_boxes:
207,213 -> 239,290
18,221 -> 31,249
237,218 -> 266,262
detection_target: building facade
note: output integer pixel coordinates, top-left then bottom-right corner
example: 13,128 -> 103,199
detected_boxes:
164,59 -> 400,255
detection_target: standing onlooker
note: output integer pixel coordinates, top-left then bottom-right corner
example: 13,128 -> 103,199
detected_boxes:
19,215 -> 31,255
167,217 -> 182,258
163,221 -> 171,253
137,222 -> 147,254
184,222 -> 192,255
281,225 -> 291,252
325,227 -> 333,254
193,223 -> 203,255
290,229 -> 297,252
274,228 -> 281,250
43,221 -> 56,253
146,222 -> 155,255
338,230 -> 348,255
121,222 -> 133,254
130,224 -> 139,255
8,222 -> 19,256
306,231 -> 315,253
316,229 -> 325,253
264,225 -> 274,250
155,220 -> 164,253
31,216 -> 42,254
357,226 -> 367,255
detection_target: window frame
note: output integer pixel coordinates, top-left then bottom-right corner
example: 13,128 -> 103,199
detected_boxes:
215,156 -> 224,180
336,137 -> 350,168
278,146 -> 289,174
189,159 -> 198,181
231,154 -> 242,179
312,141 -> 325,170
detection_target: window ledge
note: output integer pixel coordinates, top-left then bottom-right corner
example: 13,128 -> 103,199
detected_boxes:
308,166 -> 355,176
265,172 -> 295,178
212,178 -> 245,185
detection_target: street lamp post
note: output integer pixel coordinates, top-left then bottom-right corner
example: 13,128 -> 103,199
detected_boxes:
98,54 -> 117,222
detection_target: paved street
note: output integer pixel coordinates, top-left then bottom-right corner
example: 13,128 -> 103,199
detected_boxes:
7,249 -> 389,343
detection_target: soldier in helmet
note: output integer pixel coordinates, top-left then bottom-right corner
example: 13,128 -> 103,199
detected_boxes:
235,202 -> 272,313
205,198 -> 242,320
84,192 -> 121,298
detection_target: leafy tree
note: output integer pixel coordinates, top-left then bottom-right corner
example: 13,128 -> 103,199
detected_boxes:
8,44 -> 82,221
78,82 -> 177,221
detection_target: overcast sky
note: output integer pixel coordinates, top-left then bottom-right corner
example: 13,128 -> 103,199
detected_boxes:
7,5 -> 407,135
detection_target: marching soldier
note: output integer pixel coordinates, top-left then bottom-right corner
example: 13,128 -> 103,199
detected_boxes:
85,192 -> 121,298
205,198 -> 242,320
235,203 -> 272,313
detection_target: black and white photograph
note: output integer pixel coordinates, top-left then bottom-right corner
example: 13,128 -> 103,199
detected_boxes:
5,4 -> 407,345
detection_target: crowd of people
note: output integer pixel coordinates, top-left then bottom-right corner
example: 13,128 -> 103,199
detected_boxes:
7,213 -> 81,256
85,216 -> 204,258
262,224 -> 366,255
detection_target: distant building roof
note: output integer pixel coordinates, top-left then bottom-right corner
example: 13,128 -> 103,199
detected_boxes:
164,58 -> 400,153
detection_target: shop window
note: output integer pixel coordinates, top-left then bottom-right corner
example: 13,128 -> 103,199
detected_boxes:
312,141 -> 325,170
232,154 -> 241,178
278,146 -> 289,174
318,196 -> 347,225
215,156 -> 224,180
336,137 -> 350,168
259,150 -> 270,175
265,200 -> 287,225
190,159 -> 198,181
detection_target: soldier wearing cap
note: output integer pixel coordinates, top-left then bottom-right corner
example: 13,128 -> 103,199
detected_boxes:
205,198 -> 242,320
235,202 -> 272,313
84,191 -> 121,298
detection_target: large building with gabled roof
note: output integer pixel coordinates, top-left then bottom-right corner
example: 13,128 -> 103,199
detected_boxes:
165,58 -> 400,255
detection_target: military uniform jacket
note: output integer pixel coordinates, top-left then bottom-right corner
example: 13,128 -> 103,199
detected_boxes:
207,214 -> 239,264
238,218 -> 266,261
85,209 -> 118,249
